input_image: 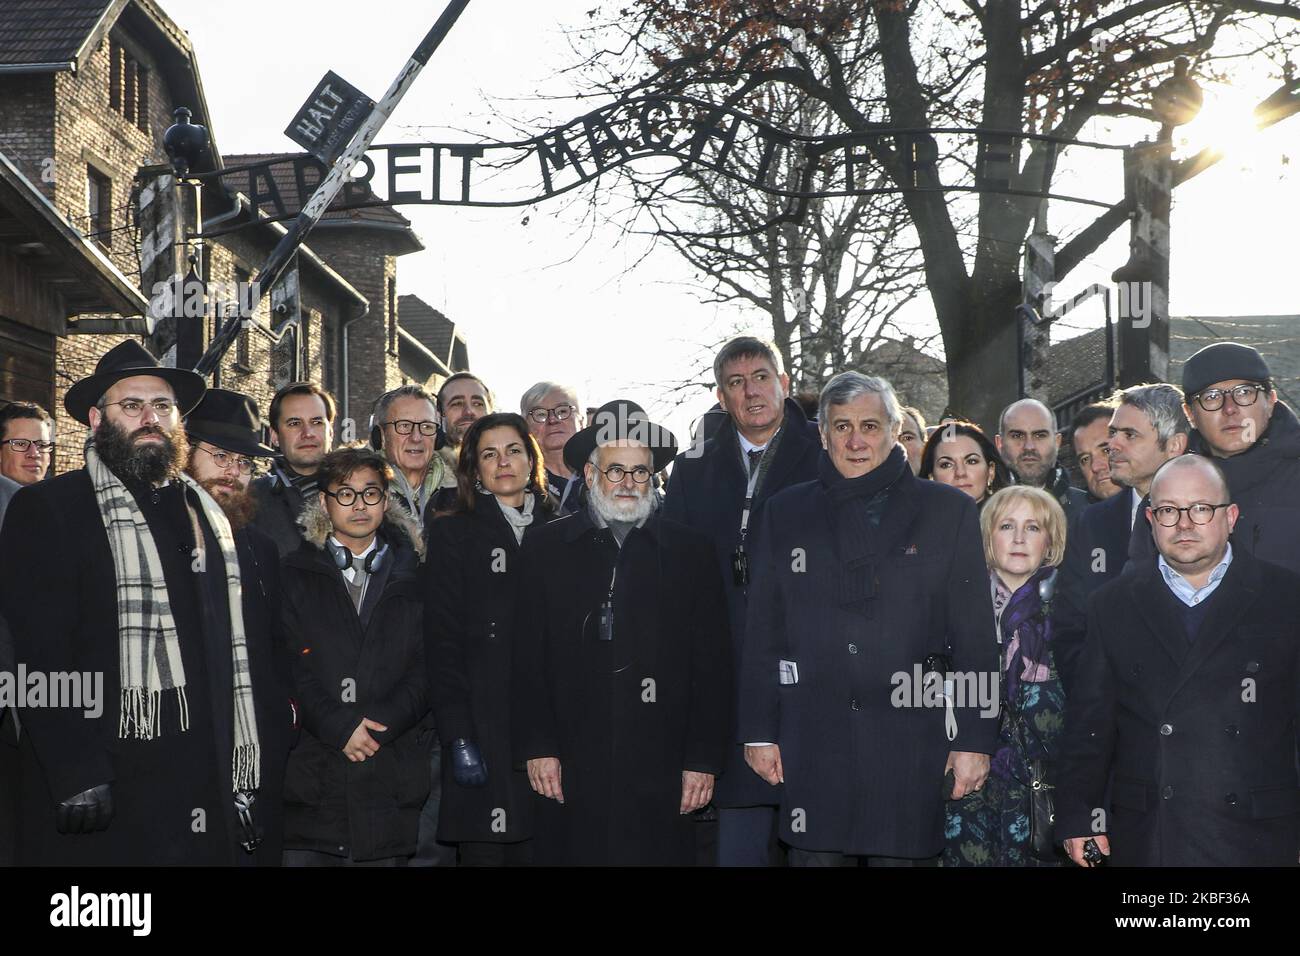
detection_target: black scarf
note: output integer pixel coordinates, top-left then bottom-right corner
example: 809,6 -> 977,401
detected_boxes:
820,443 -> 909,512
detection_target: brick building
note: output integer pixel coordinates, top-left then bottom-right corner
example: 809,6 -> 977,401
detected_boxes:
0,0 -> 469,475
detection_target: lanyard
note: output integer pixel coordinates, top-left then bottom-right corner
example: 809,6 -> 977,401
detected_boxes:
738,448 -> 765,541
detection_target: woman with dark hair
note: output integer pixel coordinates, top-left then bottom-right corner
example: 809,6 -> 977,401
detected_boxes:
919,420 -> 1010,508
424,412 -> 554,865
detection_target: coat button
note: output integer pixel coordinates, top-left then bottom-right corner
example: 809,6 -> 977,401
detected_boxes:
1162,785 -> 1174,800
1225,724 -> 1239,737
1225,793 -> 1238,805
1159,723 -> 1174,736
850,698 -> 860,711
848,643 -> 858,655
1246,661 -> 1261,674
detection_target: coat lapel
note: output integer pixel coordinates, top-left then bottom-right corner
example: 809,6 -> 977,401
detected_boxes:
1165,551 -> 1262,705
755,400 -> 815,501
1128,561 -> 1191,669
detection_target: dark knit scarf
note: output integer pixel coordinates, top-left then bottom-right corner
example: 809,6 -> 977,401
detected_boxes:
819,443 -> 909,517
273,457 -> 319,499
999,565 -> 1056,704
818,445 -> 910,610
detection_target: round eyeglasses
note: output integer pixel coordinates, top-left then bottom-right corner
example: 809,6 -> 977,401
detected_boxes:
527,404 -> 576,425
595,464 -> 653,483
385,419 -> 439,436
194,445 -> 256,475
1192,384 -> 1266,412
323,486 -> 386,506
101,398 -> 176,418
1150,503 -> 1231,527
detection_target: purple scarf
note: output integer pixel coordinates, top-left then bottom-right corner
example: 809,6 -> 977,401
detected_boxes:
996,565 -> 1056,704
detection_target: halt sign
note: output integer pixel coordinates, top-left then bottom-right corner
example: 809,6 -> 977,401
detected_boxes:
284,71 -> 374,165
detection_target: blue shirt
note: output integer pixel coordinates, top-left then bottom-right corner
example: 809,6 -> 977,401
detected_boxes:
1158,543 -> 1233,607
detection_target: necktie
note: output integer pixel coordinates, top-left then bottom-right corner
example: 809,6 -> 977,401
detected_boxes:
345,556 -> 369,612
747,448 -> 764,479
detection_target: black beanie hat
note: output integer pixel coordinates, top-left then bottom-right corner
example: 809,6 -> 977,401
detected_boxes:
1181,342 -> 1271,398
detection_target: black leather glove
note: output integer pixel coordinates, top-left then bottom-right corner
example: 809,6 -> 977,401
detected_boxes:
56,783 -> 114,835
450,738 -> 488,788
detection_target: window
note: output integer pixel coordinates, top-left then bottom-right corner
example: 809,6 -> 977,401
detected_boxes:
109,39 -> 149,131
86,167 -> 111,248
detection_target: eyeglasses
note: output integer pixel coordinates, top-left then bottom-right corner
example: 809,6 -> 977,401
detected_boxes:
101,398 -> 176,418
1150,502 -> 1231,527
194,444 -> 256,475
1192,384 -> 1267,412
595,464 -> 653,483
0,438 -> 54,454
323,486 -> 385,506
527,404 -> 576,424
385,419 -> 439,436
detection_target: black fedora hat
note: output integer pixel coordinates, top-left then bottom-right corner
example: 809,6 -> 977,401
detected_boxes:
185,388 -> 275,458
563,399 -> 678,475
64,340 -> 206,426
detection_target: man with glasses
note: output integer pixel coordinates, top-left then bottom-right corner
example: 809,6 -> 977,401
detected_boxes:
1057,454 -> 1300,866
370,385 -> 452,526
521,381 -> 586,515
0,341 -> 284,865
1053,384 -> 1190,694
512,400 -> 731,864
1172,342 -> 1300,574
369,385 -> 456,865
280,447 -> 433,866
0,402 -> 55,528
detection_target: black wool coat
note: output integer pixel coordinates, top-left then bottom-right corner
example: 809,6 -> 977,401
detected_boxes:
280,502 -> 434,861
0,472 -> 294,866
425,493 -> 553,844
661,398 -> 822,808
511,509 -> 732,865
1055,549 -> 1300,866
1052,488 -> 1139,695
249,467 -> 309,558
738,448 -> 1001,858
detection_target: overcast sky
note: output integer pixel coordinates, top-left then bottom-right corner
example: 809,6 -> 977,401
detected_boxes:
162,0 -> 1299,438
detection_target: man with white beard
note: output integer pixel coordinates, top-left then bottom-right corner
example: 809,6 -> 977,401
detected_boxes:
512,400 -> 732,865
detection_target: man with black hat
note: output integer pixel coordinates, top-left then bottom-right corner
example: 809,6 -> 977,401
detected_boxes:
511,400 -> 732,865
0,342 -> 280,865
1165,341 -> 1300,574
183,388 -> 298,857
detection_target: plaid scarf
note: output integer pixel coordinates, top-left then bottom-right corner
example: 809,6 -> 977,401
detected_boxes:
86,443 -> 261,792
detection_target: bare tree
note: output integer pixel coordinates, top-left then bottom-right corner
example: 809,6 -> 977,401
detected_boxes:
565,0 -> 1300,427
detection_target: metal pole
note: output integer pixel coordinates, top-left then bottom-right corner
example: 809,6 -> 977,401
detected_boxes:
194,0 -> 472,375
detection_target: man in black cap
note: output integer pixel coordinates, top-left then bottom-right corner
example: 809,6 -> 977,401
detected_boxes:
511,400 -> 732,865
0,342 -> 282,864
1169,341 -> 1300,573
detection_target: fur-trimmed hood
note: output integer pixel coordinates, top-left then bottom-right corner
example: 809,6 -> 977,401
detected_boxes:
297,496 -> 427,563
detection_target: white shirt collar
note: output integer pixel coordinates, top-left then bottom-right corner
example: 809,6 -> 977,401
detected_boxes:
1130,487 -> 1143,530
737,432 -> 768,456
1158,543 -> 1233,607
330,535 -> 377,581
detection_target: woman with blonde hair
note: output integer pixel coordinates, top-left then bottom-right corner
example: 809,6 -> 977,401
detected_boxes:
942,485 -> 1069,866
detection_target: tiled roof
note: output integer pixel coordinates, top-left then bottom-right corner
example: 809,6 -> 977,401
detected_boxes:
0,0 -> 110,66
398,293 -> 454,362
222,153 -> 414,230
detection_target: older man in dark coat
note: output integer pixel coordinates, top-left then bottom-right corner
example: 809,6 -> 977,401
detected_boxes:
738,372 -> 1000,865
1057,454 -> 1300,867
512,401 -> 732,865
662,336 -> 821,866
0,342 -> 287,865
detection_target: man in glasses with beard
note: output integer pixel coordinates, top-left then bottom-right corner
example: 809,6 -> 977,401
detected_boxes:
512,400 -> 731,865
0,342 -> 285,865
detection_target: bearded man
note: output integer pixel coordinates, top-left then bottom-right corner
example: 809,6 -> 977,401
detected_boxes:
511,400 -> 732,865
0,343 -> 291,865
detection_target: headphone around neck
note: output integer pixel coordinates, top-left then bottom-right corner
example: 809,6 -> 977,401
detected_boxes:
326,535 -> 389,574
